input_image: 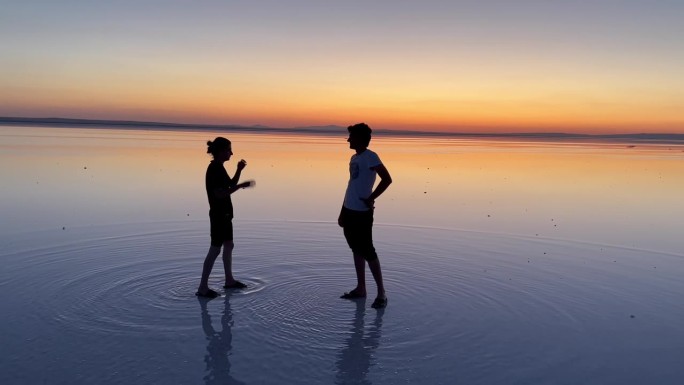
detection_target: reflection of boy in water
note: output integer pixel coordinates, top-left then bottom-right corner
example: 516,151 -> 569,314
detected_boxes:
335,299 -> 384,385
199,297 -> 245,385
197,137 -> 252,298
338,123 -> 392,309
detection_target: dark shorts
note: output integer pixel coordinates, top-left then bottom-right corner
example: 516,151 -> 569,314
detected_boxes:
210,214 -> 233,247
341,207 -> 378,261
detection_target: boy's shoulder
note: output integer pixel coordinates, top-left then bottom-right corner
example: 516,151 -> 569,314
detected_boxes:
351,149 -> 381,163
360,149 -> 382,166
360,148 -> 379,157
365,148 -> 380,158
207,161 -> 221,172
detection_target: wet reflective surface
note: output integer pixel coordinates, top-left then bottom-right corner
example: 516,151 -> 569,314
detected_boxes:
1,126 -> 683,384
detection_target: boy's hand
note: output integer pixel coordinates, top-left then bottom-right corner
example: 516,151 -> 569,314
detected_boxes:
238,180 -> 256,189
361,197 -> 375,209
237,159 -> 247,171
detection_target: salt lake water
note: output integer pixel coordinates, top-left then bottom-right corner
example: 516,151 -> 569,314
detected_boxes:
1,125 -> 684,384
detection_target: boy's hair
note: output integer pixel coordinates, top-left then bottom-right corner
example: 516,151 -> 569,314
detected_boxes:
347,123 -> 372,146
206,137 -> 231,157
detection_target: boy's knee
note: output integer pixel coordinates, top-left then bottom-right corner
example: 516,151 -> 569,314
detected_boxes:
353,247 -> 378,262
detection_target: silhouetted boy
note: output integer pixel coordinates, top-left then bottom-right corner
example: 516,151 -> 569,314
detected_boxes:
338,123 -> 392,308
197,137 -> 252,298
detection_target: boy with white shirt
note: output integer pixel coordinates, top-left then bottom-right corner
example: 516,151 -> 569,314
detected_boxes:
338,123 -> 393,309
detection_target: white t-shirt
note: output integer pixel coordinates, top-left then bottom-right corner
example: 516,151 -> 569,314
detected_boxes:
343,149 -> 382,211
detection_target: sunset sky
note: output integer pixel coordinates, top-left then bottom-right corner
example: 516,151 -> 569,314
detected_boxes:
2,1 -> 683,134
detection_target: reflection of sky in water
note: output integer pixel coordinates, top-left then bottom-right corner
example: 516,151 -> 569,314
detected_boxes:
2,220 -> 683,384
1,125 -> 683,253
2,126 -> 684,384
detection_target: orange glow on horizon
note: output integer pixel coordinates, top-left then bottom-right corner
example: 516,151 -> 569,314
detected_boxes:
2,75 -> 683,134
3,2 -> 684,135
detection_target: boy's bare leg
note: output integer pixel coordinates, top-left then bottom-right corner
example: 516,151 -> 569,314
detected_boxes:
351,252 -> 367,295
221,241 -> 237,286
198,245 -> 221,293
368,258 -> 386,299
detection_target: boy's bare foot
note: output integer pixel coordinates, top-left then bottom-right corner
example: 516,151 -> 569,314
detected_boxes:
371,297 -> 388,309
196,288 -> 220,298
340,289 -> 366,299
223,280 -> 247,289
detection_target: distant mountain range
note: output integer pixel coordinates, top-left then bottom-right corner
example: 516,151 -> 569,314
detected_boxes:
0,116 -> 346,135
1,116 -> 683,143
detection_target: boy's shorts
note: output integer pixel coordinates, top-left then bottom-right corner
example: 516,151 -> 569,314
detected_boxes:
341,207 -> 378,261
210,214 -> 234,247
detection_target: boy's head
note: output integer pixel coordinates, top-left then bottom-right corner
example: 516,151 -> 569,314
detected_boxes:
347,123 -> 372,149
206,137 -> 232,159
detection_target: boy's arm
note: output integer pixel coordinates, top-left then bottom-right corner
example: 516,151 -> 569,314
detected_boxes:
213,182 -> 251,198
215,160 -> 249,196
362,164 -> 392,208
230,159 -> 247,186
213,160 -> 250,198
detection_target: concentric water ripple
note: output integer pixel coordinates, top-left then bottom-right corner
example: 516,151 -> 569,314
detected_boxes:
2,220 -> 684,384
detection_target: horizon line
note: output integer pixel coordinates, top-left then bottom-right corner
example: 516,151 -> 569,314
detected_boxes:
1,116 -> 683,142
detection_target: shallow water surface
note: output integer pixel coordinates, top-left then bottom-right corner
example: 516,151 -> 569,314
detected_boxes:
1,126 -> 684,384
2,220 -> 684,384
